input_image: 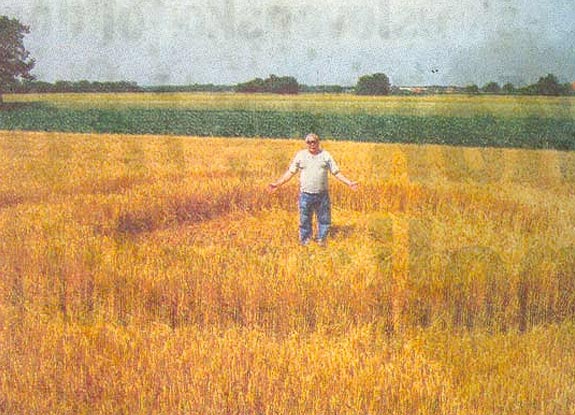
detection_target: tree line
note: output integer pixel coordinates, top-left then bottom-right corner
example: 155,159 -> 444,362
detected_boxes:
8,80 -> 143,94
464,74 -> 573,96
6,73 -> 573,97
234,73 -> 574,96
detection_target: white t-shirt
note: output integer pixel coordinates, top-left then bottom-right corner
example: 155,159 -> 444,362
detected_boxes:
288,149 -> 340,193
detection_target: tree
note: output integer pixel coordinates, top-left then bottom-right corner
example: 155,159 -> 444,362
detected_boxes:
501,83 -> 515,94
264,75 -> 299,94
464,84 -> 480,95
235,75 -> 299,94
532,73 -> 570,96
235,77 -> 266,93
0,16 -> 35,103
482,81 -> 501,94
355,73 -> 391,95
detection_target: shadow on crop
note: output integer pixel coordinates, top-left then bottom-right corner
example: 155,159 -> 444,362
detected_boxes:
330,224 -> 356,239
114,187 -> 295,237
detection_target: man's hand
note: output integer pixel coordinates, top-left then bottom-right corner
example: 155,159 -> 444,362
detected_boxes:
349,181 -> 359,191
335,172 -> 359,191
268,183 -> 279,193
268,171 -> 295,194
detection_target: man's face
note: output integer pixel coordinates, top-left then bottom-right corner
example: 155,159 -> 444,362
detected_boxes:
305,136 -> 320,154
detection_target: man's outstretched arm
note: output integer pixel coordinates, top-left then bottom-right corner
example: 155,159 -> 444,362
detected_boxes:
334,172 -> 359,191
268,170 -> 296,193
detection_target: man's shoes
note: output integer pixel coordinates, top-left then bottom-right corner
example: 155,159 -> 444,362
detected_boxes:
301,238 -> 327,247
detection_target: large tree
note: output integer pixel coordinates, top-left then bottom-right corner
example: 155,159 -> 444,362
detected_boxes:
532,73 -> 570,96
355,73 -> 391,96
501,82 -> 515,94
464,84 -> 480,95
235,75 -> 299,94
264,75 -> 299,94
0,16 -> 35,103
482,81 -> 501,94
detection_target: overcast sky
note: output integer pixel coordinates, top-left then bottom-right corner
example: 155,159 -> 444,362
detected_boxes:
3,0 -> 575,86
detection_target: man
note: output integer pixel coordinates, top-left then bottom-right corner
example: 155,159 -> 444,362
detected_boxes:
268,133 -> 359,246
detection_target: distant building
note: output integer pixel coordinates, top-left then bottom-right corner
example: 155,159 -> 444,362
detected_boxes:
395,85 -> 463,95
397,86 -> 428,94
572,81 -> 575,91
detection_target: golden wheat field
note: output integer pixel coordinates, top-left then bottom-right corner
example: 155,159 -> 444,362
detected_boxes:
1,129 -> 575,414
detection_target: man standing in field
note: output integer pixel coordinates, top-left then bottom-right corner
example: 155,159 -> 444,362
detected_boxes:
268,133 -> 359,246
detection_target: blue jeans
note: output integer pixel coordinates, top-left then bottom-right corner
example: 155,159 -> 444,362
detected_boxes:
299,192 -> 331,243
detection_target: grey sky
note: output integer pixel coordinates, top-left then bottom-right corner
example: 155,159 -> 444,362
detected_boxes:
3,0 -> 575,86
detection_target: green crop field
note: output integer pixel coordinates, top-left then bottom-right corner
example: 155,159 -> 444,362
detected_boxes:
2,92 -> 575,149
